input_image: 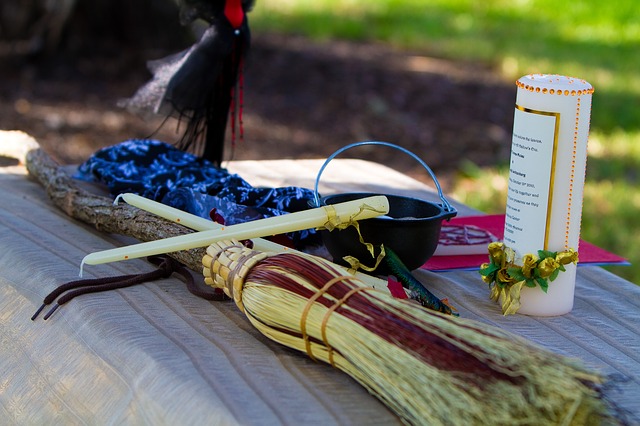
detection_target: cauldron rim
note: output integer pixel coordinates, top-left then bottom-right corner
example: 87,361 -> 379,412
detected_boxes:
320,192 -> 456,223
319,192 -> 457,272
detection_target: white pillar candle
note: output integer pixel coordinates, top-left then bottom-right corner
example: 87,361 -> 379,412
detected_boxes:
504,74 -> 593,316
82,195 -> 389,267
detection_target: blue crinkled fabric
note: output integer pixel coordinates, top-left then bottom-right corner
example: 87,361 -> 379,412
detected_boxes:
75,139 -> 319,247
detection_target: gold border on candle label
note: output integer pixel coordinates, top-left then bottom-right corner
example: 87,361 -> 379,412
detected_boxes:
515,105 -> 561,250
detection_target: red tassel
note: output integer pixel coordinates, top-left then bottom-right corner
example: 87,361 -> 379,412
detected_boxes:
387,278 -> 409,299
224,0 -> 244,29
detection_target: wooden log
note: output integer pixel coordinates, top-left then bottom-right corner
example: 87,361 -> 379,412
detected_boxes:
23,146 -> 204,272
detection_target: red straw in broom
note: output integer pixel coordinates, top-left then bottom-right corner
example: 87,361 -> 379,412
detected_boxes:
203,239 -> 613,426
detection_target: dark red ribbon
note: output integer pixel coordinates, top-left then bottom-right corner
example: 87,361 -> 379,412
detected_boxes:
224,0 -> 244,29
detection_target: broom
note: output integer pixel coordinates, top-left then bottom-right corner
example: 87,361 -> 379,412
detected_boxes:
202,239 -> 612,426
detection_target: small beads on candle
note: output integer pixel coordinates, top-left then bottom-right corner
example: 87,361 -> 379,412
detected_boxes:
515,75 -> 594,96
564,95 -> 584,247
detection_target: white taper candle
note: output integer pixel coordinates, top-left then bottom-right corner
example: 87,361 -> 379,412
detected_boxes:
115,193 -> 217,232
82,195 -> 389,267
115,193 -> 391,293
116,193 -> 288,253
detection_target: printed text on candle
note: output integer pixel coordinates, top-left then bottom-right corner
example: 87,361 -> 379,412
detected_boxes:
504,107 -> 559,257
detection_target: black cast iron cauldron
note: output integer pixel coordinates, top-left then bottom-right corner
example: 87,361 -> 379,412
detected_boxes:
314,141 -> 457,274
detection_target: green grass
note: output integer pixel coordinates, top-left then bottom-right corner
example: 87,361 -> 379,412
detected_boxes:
250,0 -> 640,284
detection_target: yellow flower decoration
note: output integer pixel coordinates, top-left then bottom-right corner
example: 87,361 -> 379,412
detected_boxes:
487,242 -> 505,265
479,245 -> 578,315
556,248 -> 579,265
480,263 -> 493,284
521,254 -> 538,278
538,257 -> 560,278
497,268 -> 516,285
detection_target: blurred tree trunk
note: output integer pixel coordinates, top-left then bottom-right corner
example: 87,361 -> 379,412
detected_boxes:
0,0 -> 77,55
0,0 -> 190,58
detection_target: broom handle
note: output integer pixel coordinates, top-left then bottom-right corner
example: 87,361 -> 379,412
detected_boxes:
81,195 -> 389,268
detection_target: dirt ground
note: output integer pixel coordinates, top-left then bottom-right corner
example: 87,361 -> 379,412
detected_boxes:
1,31 -> 516,191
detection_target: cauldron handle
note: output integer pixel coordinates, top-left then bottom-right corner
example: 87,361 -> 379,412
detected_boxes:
313,141 -> 455,213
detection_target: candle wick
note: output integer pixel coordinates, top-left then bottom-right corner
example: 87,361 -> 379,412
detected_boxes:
113,193 -> 126,206
31,303 -> 47,321
43,303 -> 60,320
31,256 -> 223,322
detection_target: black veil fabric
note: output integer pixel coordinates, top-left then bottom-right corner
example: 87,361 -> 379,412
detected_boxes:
119,0 -> 255,165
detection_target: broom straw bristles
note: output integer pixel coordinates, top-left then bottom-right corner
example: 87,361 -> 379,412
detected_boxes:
203,240 -> 610,426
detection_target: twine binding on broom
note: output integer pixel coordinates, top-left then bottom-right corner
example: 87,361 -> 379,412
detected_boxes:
202,239 -> 617,425
300,275 -> 368,365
